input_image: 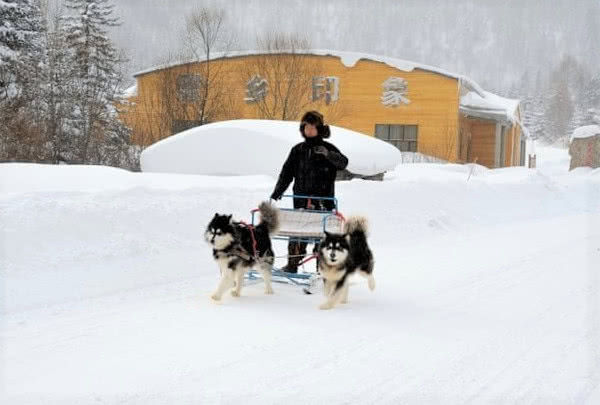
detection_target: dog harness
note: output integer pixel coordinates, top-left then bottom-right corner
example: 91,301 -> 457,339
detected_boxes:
237,221 -> 259,260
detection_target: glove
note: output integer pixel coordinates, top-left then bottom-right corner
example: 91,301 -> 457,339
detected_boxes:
313,145 -> 328,157
270,193 -> 281,201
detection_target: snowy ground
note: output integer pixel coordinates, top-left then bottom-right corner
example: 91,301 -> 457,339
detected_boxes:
1,146 -> 599,403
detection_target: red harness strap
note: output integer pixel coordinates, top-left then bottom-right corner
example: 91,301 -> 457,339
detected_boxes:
238,220 -> 259,259
298,254 -> 317,265
334,210 -> 346,222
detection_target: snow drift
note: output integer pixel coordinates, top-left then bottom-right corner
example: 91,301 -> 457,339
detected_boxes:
140,119 -> 401,177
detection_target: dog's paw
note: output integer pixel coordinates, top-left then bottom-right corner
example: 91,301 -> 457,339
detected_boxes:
319,302 -> 334,310
265,286 -> 274,295
230,290 -> 240,297
210,293 -> 222,301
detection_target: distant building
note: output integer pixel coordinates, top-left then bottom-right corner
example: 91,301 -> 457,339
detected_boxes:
120,50 -> 526,168
569,125 -> 600,170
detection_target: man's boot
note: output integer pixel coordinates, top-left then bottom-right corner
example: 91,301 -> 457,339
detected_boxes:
280,258 -> 300,273
281,241 -> 306,273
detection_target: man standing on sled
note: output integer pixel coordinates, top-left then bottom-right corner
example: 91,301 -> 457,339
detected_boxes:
270,110 -> 349,273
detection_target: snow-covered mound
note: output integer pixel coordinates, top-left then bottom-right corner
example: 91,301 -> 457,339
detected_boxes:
140,119 -> 401,177
0,163 -> 273,195
570,124 -> 600,142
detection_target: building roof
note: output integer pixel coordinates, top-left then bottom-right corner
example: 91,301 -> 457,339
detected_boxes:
132,48 -> 520,127
133,49 -> 484,91
459,90 -> 521,125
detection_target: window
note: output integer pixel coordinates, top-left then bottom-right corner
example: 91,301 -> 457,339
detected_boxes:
176,74 -> 203,103
375,124 -> 418,152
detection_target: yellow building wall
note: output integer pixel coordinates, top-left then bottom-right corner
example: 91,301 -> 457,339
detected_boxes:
458,114 -> 522,168
502,112 -> 522,167
462,117 -> 497,168
122,54 -> 462,162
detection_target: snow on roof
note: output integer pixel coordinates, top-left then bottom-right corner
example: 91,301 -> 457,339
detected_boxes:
140,119 -> 401,177
132,49 -> 520,127
459,90 -> 520,124
122,84 -> 137,98
570,125 -> 600,142
133,49 -> 483,93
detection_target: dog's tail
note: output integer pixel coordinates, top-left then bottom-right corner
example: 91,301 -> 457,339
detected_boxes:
344,216 -> 369,236
345,216 -> 374,279
258,201 -> 279,233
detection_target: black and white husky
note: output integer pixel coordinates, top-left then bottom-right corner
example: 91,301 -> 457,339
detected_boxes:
317,216 -> 375,310
204,202 -> 279,301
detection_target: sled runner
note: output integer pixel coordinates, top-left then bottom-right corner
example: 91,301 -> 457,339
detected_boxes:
246,195 -> 345,291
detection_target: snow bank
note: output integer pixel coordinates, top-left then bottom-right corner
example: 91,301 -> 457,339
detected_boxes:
2,149 -> 600,403
140,119 -> 401,177
1,157 -> 600,403
0,163 -> 273,196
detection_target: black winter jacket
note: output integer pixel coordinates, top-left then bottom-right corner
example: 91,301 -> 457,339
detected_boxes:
270,137 -> 348,210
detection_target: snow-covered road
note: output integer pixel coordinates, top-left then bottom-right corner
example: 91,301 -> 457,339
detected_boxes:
1,155 -> 599,403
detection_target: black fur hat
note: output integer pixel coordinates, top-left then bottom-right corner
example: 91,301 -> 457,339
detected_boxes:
300,110 -> 331,138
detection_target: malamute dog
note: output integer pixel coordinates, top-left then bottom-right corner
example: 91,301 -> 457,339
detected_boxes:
317,216 -> 375,310
205,202 -> 279,301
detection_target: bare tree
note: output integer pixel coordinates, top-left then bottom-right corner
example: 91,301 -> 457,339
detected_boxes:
239,33 -> 324,121
424,124 -> 458,163
125,6 -> 239,145
123,52 -> 186,146
179,6 -> 237,125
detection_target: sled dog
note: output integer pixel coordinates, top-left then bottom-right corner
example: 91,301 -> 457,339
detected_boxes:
205,202 -> 279,301
317,216 -> 375,310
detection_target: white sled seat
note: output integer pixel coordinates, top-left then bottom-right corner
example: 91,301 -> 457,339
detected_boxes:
275,209 -> 344,238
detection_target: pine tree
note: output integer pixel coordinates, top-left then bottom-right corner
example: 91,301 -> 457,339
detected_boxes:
544,78 -> 573,145
583,74 -> 600,115
566,67 -> 599,135
0,0 -> 46,102
0,1 -> 20,67
0,0 -> 48,161
61,0 -> 129,164
568,106 -> 587,136
589,108 -> 600,125
44,11 -> 79,163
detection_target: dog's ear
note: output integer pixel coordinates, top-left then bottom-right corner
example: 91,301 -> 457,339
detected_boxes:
323,231 -> 331,238
227,214 -> 232,223
213,213 -> 218,218
344,233 -> 350,242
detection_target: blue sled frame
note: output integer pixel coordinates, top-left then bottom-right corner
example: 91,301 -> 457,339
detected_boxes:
246,194 -> 343,288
